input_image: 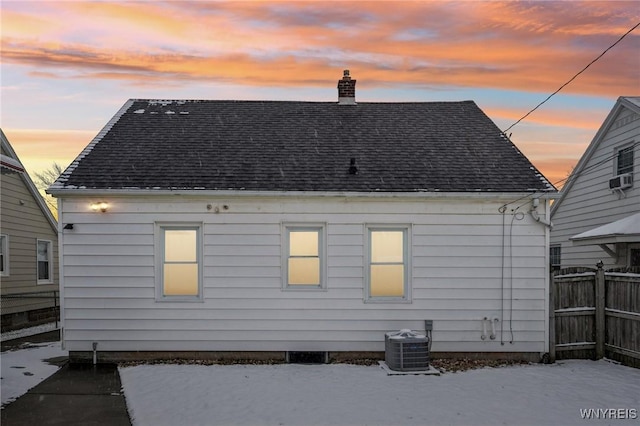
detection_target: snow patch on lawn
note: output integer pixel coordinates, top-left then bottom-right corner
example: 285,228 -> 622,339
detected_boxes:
1,341 -> 67,406
120,360 -> 640,426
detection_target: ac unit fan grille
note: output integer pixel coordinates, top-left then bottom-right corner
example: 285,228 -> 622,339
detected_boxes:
385,331 -> 430,372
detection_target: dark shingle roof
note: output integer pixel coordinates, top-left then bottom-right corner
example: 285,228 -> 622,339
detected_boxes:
52,99 -> 555,193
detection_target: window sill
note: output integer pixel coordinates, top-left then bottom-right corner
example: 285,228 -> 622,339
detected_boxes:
155,297 -> 204,303
364,298 -> 412,304
282,286 -> 328,292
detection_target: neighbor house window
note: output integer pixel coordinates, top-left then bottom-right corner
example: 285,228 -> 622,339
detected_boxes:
37,239 -> 53,284
283,225 -> 325,290
550,245 -> 561,272
616,145 -> 634,175
629,244 -> 640,268
0,235 -> 8,276
366,226 -> 410,302
157,224 -> 202,300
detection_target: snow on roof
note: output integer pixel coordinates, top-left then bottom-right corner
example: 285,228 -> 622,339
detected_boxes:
571,212 -> 640,244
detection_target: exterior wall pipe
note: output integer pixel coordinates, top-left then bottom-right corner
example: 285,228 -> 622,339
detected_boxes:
530,201 -> 553,228
490,317 -> 498,340
481,318 -> 488,340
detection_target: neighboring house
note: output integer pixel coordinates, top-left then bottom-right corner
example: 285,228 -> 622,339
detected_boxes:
49,71 -> 556,363
1,129 -> 59,331
551,96 -> 640,270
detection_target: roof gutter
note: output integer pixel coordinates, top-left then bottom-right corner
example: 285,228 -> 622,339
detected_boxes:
47,187 -> 557,201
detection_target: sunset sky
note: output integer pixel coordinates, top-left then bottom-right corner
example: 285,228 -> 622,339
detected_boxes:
1,1 -> 639,188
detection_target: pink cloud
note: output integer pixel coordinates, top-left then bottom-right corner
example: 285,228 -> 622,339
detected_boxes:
2,1 -> 636,99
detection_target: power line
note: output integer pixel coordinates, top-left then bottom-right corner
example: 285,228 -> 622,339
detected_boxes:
553,142 -> 639,189
500,142 -> 639,210
503,21 -> 640,134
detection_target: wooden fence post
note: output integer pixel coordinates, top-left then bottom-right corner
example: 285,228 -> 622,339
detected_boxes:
595,261 -> 605,360
549,271 -> 556,363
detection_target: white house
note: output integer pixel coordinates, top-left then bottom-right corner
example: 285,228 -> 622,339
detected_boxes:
1,129 -> 59,331
550,96 -> 640,270
49,71 -> 556,363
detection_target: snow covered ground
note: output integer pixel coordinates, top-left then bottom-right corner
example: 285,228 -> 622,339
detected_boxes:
1,322 -> 58,342
1,341 -> 67,406
120,359 -> 640,426
2,336 -> 638,425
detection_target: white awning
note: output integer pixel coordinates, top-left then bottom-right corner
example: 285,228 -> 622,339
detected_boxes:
570,213 -> 640,246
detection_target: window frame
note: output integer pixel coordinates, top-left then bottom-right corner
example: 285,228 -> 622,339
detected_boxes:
364,225 -> 411,303
0,234 -> 9,276
628,243 -> 640,268
615,143 -> 634,176
550,244 -> 561,272
36,239 -> 53,284
282,223 -> 327,291
155,223 -> 203,302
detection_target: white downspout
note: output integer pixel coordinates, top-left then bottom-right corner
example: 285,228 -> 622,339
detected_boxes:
530,198 -> 553,228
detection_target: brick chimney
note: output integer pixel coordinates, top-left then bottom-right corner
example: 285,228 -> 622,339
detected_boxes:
337,69 -> 356,105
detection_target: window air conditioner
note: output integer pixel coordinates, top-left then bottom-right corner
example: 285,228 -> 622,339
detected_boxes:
609,173 -> 633,190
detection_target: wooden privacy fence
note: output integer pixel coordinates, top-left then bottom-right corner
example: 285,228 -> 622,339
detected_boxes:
551,263 -> 640,368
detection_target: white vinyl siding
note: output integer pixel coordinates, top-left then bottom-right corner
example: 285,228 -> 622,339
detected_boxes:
551,101 -> 639,269
59,195 -> 549,354
365,226 -> 410,302
283,225 -> 326,290
37,239 -> 53,284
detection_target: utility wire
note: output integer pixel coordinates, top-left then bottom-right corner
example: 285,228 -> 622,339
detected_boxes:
499,142 -> 639,211
503,21 -> 640,134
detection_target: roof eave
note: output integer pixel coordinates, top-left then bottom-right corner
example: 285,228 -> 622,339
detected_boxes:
47,187 -> 556,200
571,234 -> 640,246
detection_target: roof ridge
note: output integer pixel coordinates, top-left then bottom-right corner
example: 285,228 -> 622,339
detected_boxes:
127,99 -> 477,105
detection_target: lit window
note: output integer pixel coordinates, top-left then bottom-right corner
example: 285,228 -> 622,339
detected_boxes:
284,226 -> 325,289
616,145 -> 634,175
0,235 -> 8,276
37,239 -> 53,284
367,227 -> 410,302
158,225 -> 202,300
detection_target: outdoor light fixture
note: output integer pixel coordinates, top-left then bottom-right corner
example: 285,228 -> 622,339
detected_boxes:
90,202 -> 109,212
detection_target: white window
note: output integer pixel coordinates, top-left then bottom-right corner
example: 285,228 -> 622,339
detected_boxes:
616,144 -> 634,176
0,235 -> 8,276
366,226 -> 410,302
37,239 -> 53,284
283,225 -> 325,290
156,224 -> 202,301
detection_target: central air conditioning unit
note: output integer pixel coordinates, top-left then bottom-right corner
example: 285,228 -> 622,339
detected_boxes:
609,173 -> 633,190
385,329 -> 430,372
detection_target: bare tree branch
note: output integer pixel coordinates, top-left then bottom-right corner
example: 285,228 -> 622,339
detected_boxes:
32,162 -> 63,218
